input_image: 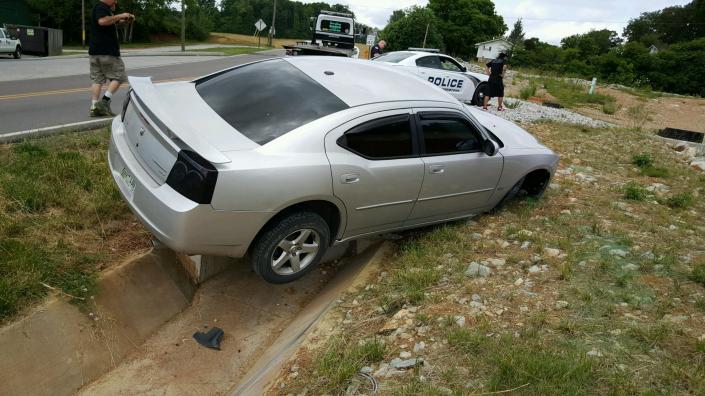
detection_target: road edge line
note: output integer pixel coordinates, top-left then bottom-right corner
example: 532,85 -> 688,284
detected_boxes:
0,119 -> 112,144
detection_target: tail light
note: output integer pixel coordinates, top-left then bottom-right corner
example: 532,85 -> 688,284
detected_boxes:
121,90 -> 132,121
166,150 -> 218,204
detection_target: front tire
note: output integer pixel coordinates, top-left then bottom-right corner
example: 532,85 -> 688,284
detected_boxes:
250,212 -> 330,284
472,82 -> 487,106
13,46 -> 21,59
492,176 -> 525,213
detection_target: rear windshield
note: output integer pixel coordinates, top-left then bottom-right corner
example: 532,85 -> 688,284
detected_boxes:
195,59 -> 349,145
320,20 -> 351,34
374,52 -> 414,63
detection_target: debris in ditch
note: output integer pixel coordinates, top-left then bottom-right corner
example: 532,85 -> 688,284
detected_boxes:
193,327 -> 224,350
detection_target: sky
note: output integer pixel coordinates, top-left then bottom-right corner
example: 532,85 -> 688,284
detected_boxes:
300,0 -> 693,44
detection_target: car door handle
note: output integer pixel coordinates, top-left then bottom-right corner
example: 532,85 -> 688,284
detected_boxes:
429,165 -> 445,174
341,173 -> 360,184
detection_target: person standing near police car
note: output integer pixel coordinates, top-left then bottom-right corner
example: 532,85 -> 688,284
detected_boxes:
483,52 -> 508,111
370,40 -> 386,59
89,0 -> 134,117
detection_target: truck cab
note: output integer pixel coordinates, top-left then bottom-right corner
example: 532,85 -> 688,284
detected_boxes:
0,27 -> 22,59
283,11 -> 358,58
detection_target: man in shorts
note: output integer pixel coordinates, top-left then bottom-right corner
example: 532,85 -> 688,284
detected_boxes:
89,0 -> 134,117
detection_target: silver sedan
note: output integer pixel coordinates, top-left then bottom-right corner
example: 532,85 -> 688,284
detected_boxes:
108,57 -> 558,283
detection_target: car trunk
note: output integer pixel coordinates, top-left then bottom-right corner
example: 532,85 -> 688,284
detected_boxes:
123,77 -> 260,186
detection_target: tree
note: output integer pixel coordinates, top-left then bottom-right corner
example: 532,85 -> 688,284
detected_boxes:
388,9 -> 406,25
624,0 -> 705,45
561,29 -> 622,57
507,18 -> 525,45
428,0 -> 506,58
380,6 -> 444,52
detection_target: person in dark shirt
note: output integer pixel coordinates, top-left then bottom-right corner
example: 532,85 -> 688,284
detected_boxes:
88,0 -> 134,117
370,40 -> 386,59
483,53 -> 508,111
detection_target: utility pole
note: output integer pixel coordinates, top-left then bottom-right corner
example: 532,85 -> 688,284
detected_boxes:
268,0 -> 277,47
181,0 -> 186,52
422,23 -> 429,48
81,0 -> 85,48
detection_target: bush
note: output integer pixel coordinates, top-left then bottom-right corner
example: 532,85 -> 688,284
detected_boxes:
666,192 -> 693,209
602,101 -> 618,114
691,264 -> 705,287
520,84 -> 537,99
624,182 -> 648,201
632,153 -> 654,168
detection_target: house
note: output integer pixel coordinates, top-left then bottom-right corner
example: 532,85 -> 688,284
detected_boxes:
475,38 -> 513,62
649,44 -> 659,55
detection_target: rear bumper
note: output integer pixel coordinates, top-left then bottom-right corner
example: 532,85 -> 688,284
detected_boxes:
108,117 -> 272,257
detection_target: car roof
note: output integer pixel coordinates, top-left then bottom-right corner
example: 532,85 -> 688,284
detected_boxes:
284,56 -> 456,107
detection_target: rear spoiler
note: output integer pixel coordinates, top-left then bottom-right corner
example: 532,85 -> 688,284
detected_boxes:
128,76 -> 231,164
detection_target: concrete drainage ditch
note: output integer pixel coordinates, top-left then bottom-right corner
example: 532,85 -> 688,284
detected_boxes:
0,238 -> 383,396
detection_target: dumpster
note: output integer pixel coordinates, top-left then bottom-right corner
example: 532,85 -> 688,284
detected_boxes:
5,25 -> 62,56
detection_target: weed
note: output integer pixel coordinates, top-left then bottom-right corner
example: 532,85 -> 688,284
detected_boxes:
666,192 -> 693,209
695,297 -> 705,311
632,153 -> 654,168
690,264 -> 705,287
504,99 -> 522,109
623,182 -> 648,201
627,104 -> 649,131
629,323 -> 672,348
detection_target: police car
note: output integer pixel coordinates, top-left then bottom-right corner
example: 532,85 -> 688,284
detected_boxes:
373,48 -> 488,105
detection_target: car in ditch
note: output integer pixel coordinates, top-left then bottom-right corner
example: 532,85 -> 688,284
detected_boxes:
109,57 -> 558,284
373,48 -> 488,105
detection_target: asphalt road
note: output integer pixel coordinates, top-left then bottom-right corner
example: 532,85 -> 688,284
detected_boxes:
0,52 -> 278,136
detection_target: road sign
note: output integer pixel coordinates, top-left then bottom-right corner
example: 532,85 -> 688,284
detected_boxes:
366,34 -> 376,46
255,19 -> 267,32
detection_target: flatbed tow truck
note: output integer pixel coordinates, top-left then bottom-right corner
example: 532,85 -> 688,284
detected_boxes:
283,11 -> 359,58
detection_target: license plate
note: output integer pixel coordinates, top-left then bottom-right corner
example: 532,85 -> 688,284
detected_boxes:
120,166 -> 137,200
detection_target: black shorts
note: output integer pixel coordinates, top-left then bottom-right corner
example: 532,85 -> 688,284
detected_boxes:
486,76 -> 504,98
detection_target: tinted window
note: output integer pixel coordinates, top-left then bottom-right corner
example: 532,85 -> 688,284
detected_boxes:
320,20 -> 351,34
440,57 -> 462,72
420,116 -> 482,155
416,56 -> 442,69
374,52 -> 414,63
338,115 -> 414,159
196,59 -> 349,145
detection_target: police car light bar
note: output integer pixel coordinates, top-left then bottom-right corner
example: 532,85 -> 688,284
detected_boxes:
320,10 -> 354,18
408,48 -> 440,53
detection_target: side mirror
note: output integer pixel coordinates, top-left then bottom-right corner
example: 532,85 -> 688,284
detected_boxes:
461,66 -> 467,72
483,139 -> 499,156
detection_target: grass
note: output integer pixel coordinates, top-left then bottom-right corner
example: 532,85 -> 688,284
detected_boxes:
519,84 -> 537,100
504,99 -> 522,109
192,46 -> 270,56
0,130 -> 148,321
533,77 -> 617,109
277,121 -> 705,395
313,337 -> 386,393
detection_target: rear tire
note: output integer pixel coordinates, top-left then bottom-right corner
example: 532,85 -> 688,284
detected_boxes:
13,46 -> 21,59
472,82 -> 487,106
250,211 -> 330,284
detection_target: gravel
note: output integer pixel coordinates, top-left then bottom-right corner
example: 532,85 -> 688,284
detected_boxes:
483,99 -> 614,128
